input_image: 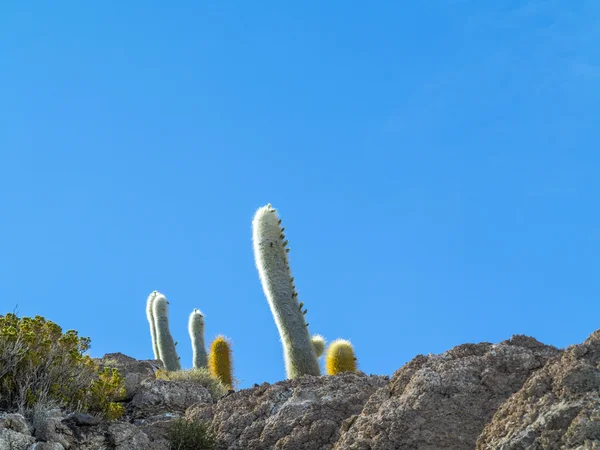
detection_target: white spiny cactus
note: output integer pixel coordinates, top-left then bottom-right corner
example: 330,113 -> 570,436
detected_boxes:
152,292 -> 181,371
189,308 -> 208,369
252,204 -> 321,378
146,291 -> 160,360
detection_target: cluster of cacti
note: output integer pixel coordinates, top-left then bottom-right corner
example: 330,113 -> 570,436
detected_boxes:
252,203 -> 359,378
146,292 -> 234,386
145,202 -> 359,384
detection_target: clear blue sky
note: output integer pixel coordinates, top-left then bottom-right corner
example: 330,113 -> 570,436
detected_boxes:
1,1 -> 598,388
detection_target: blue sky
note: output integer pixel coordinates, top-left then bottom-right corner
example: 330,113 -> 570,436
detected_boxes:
1,1 -> 598,388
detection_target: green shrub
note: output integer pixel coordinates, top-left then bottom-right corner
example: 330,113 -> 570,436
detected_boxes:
0,313 -> 125,419
156,367 -> 228,400
166,419 -> 216,450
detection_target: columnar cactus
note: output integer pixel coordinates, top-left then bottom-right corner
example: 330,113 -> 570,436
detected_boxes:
311,334 -> 326,358
252,204 -> 321,378
209,335 -> 233,389
325,339 -> 357,375
152,292 -> 181,371
146,291 -> 160,360
189,309 -> 208,369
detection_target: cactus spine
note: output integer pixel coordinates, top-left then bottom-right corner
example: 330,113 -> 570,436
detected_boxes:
311,334 -> 326,358
325,339 -> 357,375
252,204 -> 321,378
152,292 -> 181,371
189,309 -> 208,369
208,335 -> 233,389
146,291 -> 160,360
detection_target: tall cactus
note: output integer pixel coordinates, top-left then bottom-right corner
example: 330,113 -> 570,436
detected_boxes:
152,292 -> 181,371
325,339 -> 357,375
146,291 -> 160,360
209,335 -> 233,389
189,309 -> 208,369
252,204 -> 321,378
311,334 -> 326,358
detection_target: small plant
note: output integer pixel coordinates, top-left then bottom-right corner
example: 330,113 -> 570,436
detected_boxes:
0,313 -> 125,419
325,339 -> 358,375
208,335 -> 234,390
166,418 -> 216,450
156,367 -> 228,400
311,334 -> 326,358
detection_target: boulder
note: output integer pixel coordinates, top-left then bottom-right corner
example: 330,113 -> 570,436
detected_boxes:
201,372 -> 388,450
335,335 -> 559,450
129,379 -> 212,420
32,408 -> 73,449
477,329 -> 600,449
0,428 -> 36,450
0,413 -> 33,435
98,352 -> 163,401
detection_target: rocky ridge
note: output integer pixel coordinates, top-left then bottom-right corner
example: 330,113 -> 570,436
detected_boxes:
0,331 -> 597,450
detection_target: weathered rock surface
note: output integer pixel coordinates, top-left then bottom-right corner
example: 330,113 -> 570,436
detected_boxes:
334,335 -> 560,450
192,372 -> 389,450
477,330 -> 600,449
0,428 -> 35,449
0,413 -> 33,435
98,352 -> 163,401
129,378 -> 213,420
32,408 -> 73,449
0,332 -> 597,450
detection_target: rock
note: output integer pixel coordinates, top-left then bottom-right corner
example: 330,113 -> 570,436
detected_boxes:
108,422 -> 152,450
0,413 -> 33,435
32,408 -> 73,449
28,443 -> 65,450
138,418 -> 177,449
0,428 -> 36,450
335,335 -> 560,450
477,329 -> 600,449
129,379 -> 212,420
98,352 -> 163,401
63,412 -> 101,427
205,372 -> 388,450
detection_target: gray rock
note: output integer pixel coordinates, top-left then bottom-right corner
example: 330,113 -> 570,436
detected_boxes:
31,409 -> 73,450
0,428 -> 35,450
129,379 -> 212,420
200,372 -> 388,450
63,412 -> 101,427
477,329 -> 600,450
98,352 -> 163,401
335,335 -> 560,450
108,422 -> 152,450
0,413 -> 33,435
28,443 -> 65,450
138,418 -> 177,449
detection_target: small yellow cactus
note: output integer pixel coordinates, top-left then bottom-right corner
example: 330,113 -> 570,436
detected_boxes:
208,335 -> 233,389
325,339 -> 357,375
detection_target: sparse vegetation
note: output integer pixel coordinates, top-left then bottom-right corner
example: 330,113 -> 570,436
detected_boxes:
0,313 -> 125,419
156,367 -> 228,400
166,418 -> 217,450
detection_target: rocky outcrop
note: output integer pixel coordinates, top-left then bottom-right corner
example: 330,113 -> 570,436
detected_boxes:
129,378 -> 213,421
477,330 -> 600,449
186,372 -> 389,450
98,353 -> 163,401
0,332 -> 598,449
334,335 -> 560,450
